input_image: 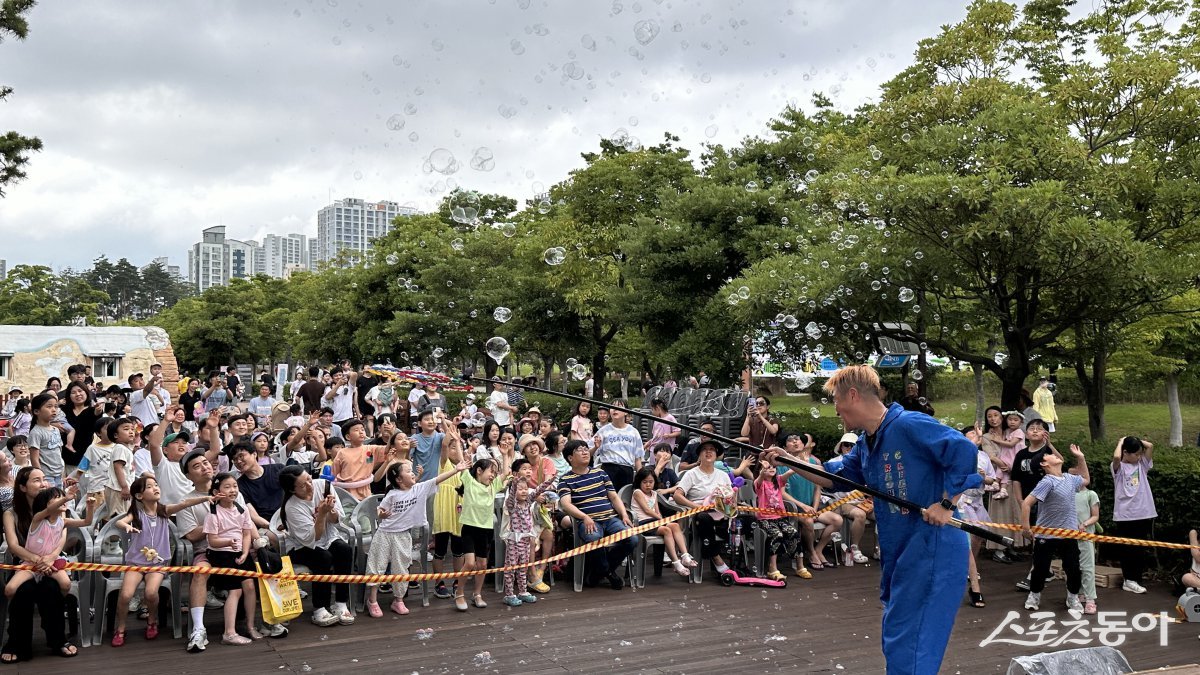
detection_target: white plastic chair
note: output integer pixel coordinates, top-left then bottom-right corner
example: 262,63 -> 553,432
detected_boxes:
617,485 -> 665,588
0,528 -> 94,648
92,518 -> 185,644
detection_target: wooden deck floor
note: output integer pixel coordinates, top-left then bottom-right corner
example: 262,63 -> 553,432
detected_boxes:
12,548 -> 1200,674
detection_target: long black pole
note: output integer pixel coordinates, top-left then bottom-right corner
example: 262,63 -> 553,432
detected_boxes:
469,377 -> 1013,548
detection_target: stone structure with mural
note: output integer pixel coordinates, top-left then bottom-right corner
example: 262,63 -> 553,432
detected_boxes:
0,326 -> 179,395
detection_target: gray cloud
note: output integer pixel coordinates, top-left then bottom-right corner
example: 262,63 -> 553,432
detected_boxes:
0,0 -> 968,271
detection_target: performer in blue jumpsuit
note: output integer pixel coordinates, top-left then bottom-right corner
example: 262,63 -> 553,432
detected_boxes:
773,365 -> 981,675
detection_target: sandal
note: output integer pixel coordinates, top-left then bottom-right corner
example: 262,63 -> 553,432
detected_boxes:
809,561 -> 824,570
111,631 -> 126,647
0,653 -> 16,664
59,644 -> 78,657
472,594 -> 488,609
969,591 -> 986,608
145,623 -> 159,640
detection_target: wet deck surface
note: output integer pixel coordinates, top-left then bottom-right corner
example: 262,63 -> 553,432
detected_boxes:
12,545 -> 1199,674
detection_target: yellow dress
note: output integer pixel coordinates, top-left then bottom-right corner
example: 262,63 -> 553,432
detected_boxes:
432,457 -> 463,536
1033,386 -> 1058,424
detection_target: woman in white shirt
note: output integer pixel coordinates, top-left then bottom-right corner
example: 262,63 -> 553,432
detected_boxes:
278,466 -> 354,627
672,439 -> 733,574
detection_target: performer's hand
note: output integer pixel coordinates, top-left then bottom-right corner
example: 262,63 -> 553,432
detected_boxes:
922,502 -> 954,527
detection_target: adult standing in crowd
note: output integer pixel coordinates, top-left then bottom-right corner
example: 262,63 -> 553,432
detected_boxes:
62,381 -> 103,467
355,364 -> 378,436
323,367 -> 357,429
1033,377 -> 1058,433
738,395 -> 779,449
295,366 -> 325,416
178,378 -> 202,429
897,382 -> 935,416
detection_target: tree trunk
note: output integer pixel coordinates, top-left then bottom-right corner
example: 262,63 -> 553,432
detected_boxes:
540,355 -> 554,389
589,316 -> 619,402
973,363 -> 986,427
1166,370 -> 1183,447
998,366 -> 1030,412
620,373 -> 628,400
1073,350 -> 1107,442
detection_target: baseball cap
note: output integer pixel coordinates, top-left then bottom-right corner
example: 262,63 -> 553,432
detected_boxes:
839,432 -> 859,445
180,448 -> 208,473
164,430 -> 191,445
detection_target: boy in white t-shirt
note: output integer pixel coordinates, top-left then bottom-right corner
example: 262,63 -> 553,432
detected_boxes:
104,417 -> 137,521
73,417 -> 115,502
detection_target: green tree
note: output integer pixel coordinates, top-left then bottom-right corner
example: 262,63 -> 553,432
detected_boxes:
0,0 -> 41,196
0,264 -> 106,325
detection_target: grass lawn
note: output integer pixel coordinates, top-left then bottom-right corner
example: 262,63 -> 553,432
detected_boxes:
770,396 -> 1200,449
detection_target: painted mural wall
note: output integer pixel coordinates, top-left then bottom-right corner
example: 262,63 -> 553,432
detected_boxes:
0,326 -> 179,395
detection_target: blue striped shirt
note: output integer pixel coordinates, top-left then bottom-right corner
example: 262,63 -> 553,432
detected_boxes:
559,468 -> 616,521
1030,473 -> 1083,532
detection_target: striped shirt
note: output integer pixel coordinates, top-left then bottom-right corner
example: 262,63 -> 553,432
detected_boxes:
1030,473 -> 1084,532
558,468 -> 616,521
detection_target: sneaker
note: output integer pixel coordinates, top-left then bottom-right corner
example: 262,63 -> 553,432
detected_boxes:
378,583 -> 392,595
262,623 -> 288,638
795,567 -> 812,580
186,629 -> 208,653
205,589 -> 224,609
434,583 -> 452,599
1065,594 -> 1083,613
311,608 -> 339,627
366,601 -> 383,618
851,546 -> 868,564
335,607 -> 355,625
221,633 -> 251,646
1122,580 -> 1147,594
517,593 -> 537,604
606,573 -> 624,591
1024,592 -> 1041,611
1015,577 -> 1031,591
408,581 -> 421,590
503,595 -> 523,607
390,599 -> 409,615
1084,599 -> 1097,615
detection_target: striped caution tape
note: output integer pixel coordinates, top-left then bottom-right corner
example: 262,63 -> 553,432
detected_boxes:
0,504 -> 714,585
961,520 -> 1200,550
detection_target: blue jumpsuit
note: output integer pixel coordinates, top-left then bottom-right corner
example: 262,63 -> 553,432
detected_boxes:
831,404 -> 982,675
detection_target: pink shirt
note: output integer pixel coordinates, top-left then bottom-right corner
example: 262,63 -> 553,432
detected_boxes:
26,516 -> 65,557
203,503 -> 254,552
570,415 -> 594,444
755,475 -> 787,520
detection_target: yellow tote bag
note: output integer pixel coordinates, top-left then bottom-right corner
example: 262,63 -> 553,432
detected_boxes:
257,556 -> 304,624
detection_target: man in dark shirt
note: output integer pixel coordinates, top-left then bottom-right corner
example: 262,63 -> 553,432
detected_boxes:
231,442 -> 285,518
296,366 -> 325,415
225,366 -> 241,401
897,382 -> 935,416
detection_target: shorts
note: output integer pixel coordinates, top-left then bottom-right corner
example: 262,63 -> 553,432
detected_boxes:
458,524 -> 491,558
204,549 -> 256,591
637,518 -> 657,526
103,487 -> 130,520
191,551 -> 209,565
433,531 -> 466,559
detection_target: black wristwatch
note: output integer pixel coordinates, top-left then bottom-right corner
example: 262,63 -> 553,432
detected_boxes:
939,498 -> 956,511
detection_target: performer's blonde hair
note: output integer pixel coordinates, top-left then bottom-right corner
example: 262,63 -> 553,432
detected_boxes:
823,364 -> 884,400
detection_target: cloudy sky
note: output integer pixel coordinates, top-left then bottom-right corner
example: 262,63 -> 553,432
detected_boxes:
1,0 -> 969,273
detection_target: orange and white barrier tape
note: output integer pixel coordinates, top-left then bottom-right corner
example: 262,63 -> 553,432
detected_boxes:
961,520 -> 1200,550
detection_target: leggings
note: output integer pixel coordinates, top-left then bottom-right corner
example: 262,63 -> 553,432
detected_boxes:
503,538 -> 533,597
1113,518 -> 1154,585
757,518 -> 799,559
691,512 -> 724,559
289,539 -> 353,609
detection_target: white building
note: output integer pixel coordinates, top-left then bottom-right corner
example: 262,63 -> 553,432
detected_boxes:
314,198 -> 417,265
144,256 -> 184,281
261,233 -> 310,278
188,225 -> 230,292
226,238 -> 259,281
0,259 -> 6,280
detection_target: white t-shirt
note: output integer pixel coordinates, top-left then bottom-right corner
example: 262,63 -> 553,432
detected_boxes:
377,480 -> 438,534
154,385 -> 172,408
153,454 -> 194,505
676,466 -> 732,505
79,443 -> 114,491
408,387 -> 425,405
487,391 -> 511,426
594,423 -> 642,467
132,448 -> 153,479
584,378 -> 595,398
129,390 -> 160,428
324,385 -> 355,421
283,479 -> 342,550
107,444 -> 135,488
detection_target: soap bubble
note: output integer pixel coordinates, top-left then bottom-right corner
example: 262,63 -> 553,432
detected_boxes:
794,373 -> 814,390
911,369 -> 923,381
427,148 -> 459,175
737,286 -> 750,300
898,287 -> 915,303
385,253 -> 399,265
432,348 -> 445,359
537,200 -> 552,215
745,181 -> 759,193
485,338 -> 511,364
783,315 -> 800,330
470,147 -> 495,172
565,358 -> 578,368
449,191 -> 481,225
501,223 -> 517,237
571,364 -> 587,380
544,247 -> 566,265
386,114 -> 405,131
451,238 -> 465,251
493,307 -> 512,323
809,407 -> 820,419
805,321 -> 822,340
633,19 -> 660,45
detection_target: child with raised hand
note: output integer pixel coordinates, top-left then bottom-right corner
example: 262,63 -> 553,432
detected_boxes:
500,458 -> 556,606
1111,436 -> 1157,594
453,457 -> 509,611
364,457 -> 468,618
630,466 -> 693,576
1020,443 -> 1091,612
203,473 -> 260,645
754,461 -> 800,582
1074,481 -> 1101,615
4,484 -> 96,599
111,476 -> 212,645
